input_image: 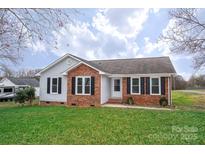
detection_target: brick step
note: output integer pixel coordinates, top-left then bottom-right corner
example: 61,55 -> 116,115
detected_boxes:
107,98 -> 122,104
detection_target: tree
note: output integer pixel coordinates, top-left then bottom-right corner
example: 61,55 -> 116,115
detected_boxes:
160,9 -> 205,70
187,74 -> 205,88
172,75 -> 187,90
25,87 -> 35,105
0,9 -> 77,72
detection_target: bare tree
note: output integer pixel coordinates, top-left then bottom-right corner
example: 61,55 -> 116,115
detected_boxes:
172,75 -> 187,90
0,64 -> 13,77
160,8 -> 205,70
0,9 -> 77,72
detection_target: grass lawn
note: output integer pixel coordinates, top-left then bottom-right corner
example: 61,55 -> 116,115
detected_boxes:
0,106 -> 204,144
172,90 -> 205,110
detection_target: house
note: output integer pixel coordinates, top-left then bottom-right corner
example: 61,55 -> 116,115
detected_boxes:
0,77 -> 40,101
36,53 -> 176,107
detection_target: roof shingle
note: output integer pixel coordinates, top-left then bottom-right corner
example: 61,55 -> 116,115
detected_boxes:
89,56 -> 176,74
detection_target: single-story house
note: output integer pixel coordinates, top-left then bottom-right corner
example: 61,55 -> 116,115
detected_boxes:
0,77 -> 40,100
36,53 -> 176,107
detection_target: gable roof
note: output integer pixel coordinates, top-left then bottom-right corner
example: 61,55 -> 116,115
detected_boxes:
90,57 -> 176,74
37,52 -> 176,76
6,77 -> 39,87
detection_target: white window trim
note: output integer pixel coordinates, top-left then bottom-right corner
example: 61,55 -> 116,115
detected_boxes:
75,76 -> 91,95
51,77 -> 58,94
131,77 -> 141,95
150,77 -> 161,95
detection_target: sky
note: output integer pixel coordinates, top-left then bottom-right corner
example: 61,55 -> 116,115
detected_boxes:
14,8 -> 198,80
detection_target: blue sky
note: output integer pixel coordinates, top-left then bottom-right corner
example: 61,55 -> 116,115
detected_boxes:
15,8 -> 196,80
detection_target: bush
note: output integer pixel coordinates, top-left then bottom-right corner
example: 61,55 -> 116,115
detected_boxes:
25,87 -> 35,105
159,96 -> 168,107
15,90 -> 27,106
127,97 -> 134,105
15,87 -> 36,106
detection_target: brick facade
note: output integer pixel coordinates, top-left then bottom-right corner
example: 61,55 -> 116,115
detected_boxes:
40,101 -> 66,106
122,77 -> 169,106
67,64 -> 101,107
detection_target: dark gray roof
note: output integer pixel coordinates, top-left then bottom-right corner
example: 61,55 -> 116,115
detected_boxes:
68,53 -> 176,74
90,57 -> 176,74
8,77 -> 39,87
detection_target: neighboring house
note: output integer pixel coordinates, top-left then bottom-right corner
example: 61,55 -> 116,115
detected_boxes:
36,53 -> 176,107
0,77 -> 40,100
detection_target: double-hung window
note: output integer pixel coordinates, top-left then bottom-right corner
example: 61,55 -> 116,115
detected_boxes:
51,78 -> 58,94
76,76 -> 91,95
131,77 -> 140,94
151,77 -> 160,95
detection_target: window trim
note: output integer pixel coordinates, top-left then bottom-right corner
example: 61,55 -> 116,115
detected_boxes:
75,76 -> 91,95
51,77 -> 58,94
131,77 -> 141,95
150,77 -> 161,95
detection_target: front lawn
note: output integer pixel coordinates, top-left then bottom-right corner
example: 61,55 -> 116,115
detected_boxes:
0,106 -> 204,144
172,90 -> 205,110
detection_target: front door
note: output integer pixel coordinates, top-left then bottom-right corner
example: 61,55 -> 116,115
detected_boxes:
111,78 -> 122,98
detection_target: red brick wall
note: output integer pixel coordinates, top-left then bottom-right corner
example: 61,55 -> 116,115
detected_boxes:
67,64 -> 101,107
122,77 -> 169,106
40,101 -> 65,106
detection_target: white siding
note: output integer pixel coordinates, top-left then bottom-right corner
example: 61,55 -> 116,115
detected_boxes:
39,57 -> 79,102
35,87 -> 40,97
101,75 -> 111,104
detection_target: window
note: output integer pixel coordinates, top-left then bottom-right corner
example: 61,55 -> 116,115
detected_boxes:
114,79 -> 120,91
151,77 -> 160,95
3,88 -> 13,93
131,77 -> 140,94
84,77 -> 91,94
77,78 -> 83,94
76,76 -> 91,95
52,78 -> 58,93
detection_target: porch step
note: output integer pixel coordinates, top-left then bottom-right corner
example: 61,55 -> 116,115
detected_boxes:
107,98 -> 122,104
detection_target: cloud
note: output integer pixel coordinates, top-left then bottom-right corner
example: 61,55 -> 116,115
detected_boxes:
49,9 -> 150,60
179,72 -> 192,81
28,41 -> 46,53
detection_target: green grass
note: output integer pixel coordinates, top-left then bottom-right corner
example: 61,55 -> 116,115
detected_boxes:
172,90 -> 205,110
0,98 -> 39,108
0,106 -> 205,144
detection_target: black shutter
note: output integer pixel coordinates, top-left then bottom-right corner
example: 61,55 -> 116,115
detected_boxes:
140,77 -> 145,94
58,77 -> 62,94
91,76 -> 95,95
47,77 -> 50,94
127,77 -> 131,94
146,77 -> 150,94
72,77 -> 75,95
161,77 -> 165,95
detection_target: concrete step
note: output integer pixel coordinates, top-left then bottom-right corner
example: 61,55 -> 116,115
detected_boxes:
107,98 -> 122,104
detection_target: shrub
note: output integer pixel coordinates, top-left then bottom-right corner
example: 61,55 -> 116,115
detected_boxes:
15,87 -> 36,106
15,90 -> 27,106
127,97 -> 134,105
25,87 -> 35,105
159,96 -> 168,107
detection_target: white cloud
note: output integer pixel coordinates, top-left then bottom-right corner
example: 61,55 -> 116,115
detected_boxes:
92,9 -> 149,39
179,72 -> 192,81
49,9 -> 150,60
152,8 -> 160,14
29,41 -> 46,53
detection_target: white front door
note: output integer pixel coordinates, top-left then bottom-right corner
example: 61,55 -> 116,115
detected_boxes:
111,78 -> 122,98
